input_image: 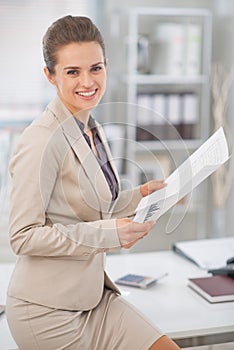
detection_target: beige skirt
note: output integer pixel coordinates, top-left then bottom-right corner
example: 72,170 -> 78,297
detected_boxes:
6,288 -> 163,350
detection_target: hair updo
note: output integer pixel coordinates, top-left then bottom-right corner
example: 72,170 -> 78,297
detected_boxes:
42,15 -> 106,74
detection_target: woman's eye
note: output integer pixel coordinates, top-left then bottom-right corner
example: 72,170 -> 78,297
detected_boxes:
67,70 -> 79,76
92,66 -> 102,72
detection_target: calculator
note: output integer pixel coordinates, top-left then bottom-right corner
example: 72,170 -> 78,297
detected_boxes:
115,273 -> 158,288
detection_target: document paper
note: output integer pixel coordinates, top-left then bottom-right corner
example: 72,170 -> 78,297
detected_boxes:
134,127 -> 229,223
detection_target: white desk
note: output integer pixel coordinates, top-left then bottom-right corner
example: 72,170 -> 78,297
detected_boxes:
1,252 -> 234,349
106,251 -> 234,348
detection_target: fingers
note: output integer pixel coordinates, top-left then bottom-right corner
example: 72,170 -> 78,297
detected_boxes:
116,219 -> 155,249
131,220 -> 155,233
117,218 -> 154,232
148,180 -> 167,192
140,180 -> 167,197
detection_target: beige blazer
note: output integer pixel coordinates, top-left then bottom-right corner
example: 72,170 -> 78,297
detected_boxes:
8,96 -> 142,311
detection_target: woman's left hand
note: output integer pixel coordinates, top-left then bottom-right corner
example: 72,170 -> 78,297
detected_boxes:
140,179 -> 167,197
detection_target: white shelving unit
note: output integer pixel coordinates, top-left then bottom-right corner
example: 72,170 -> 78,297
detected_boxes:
125,7 -> 212,176
110,7 -> 212,241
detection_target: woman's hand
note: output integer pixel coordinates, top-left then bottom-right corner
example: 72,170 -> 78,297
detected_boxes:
116,218 -> 155,249
140,179 -> 167,197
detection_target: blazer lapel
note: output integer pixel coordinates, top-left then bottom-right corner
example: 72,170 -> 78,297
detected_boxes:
95,122 -> 121,187
47,97 -> 114,218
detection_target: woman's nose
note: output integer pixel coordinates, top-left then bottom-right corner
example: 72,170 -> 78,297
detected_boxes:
79,71 -> 94,88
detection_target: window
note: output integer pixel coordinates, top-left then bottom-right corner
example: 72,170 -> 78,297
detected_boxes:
0,0 -> 91,107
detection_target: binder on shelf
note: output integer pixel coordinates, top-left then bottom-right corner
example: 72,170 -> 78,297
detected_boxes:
182,93 -> 199,139
152,93 -> 167,141
166,93 -> 183,139
150,22 -> 202,76
185,24 -> 202,75
137,94 -> 153,112
136,94 -> 154,141
188,275 -> 234,303
152,94 -> 166,117
150,22 -> 186,76
136,92 -> 200,142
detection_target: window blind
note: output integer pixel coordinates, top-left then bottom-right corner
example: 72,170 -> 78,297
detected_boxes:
0,0 -> 91,107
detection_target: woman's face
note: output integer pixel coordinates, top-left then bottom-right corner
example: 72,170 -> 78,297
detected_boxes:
44,41 -> 107,115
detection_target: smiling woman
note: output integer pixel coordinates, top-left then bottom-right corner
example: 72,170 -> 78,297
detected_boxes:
6,15 -> 179,350
43,16 -> 107,121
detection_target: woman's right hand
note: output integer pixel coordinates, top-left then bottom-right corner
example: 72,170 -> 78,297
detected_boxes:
116,218 -> 155,249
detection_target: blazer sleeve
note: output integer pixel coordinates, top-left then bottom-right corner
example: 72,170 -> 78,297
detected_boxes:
110,187 -> 143,219
9,125 -> 121,258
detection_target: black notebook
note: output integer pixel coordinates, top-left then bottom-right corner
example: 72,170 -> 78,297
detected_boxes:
188,275 -> 234,303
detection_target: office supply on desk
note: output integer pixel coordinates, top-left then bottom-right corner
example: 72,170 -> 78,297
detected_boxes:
134,127 -> 229,223
173,236 -> 234,269
188,275 -> 234,303
208,263 -> 234,278
227,256 -> 234,264
115,273 -> 167,289
0,304 -> 5,315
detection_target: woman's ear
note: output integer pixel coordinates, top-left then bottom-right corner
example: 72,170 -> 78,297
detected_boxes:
44,66 -> 55,85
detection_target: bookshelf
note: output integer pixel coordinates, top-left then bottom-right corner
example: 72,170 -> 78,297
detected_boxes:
107,7 -> 212,240
125,7 -> 212,172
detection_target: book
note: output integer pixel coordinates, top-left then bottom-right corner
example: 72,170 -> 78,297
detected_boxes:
188,275 -> 234,303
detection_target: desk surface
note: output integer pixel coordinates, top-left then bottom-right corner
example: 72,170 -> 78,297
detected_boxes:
1,251 -> 234,349
106,251 -> 234,347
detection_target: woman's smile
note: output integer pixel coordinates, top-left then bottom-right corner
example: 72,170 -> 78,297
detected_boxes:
75,88 -> 98,98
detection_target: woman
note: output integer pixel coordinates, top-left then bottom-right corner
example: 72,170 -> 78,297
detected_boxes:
6,15 -> 180,350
